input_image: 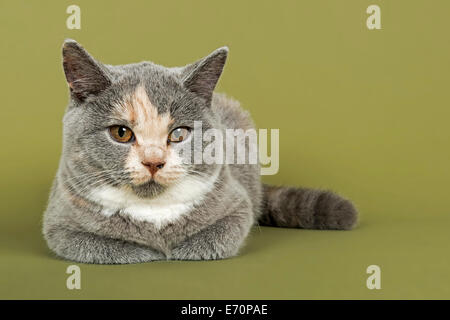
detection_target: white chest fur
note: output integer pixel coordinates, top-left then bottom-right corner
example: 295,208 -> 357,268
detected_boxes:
88,169 -> 220,228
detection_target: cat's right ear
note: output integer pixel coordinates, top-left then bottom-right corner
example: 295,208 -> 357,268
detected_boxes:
62,39 -> 111,102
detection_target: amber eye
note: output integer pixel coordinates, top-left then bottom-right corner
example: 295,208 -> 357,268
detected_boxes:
109,125 -> 134,143
168,127 -> 190,143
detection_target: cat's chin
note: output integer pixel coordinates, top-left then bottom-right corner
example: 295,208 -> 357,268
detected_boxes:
130,179 -> 167,198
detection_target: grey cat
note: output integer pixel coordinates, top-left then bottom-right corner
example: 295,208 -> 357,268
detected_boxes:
42,40 -> 358,264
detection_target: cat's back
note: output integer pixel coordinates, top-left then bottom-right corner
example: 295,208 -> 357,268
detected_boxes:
211,93 -> 255,131
211,93 -> 262,217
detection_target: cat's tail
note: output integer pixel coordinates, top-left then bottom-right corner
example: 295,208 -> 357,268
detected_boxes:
259,184 -> 358,230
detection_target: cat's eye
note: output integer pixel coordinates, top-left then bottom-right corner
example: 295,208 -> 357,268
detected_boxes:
109,125 -> 134,143
168,127 -> 190,143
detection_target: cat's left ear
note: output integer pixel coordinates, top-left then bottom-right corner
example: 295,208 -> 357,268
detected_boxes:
62,39 -> 111,102
181,47 -> 228,105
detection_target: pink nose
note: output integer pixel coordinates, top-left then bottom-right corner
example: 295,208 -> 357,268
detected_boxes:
141,160 -> 166,175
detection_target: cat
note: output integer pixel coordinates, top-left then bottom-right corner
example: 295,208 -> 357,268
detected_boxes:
42,39 -> 358,264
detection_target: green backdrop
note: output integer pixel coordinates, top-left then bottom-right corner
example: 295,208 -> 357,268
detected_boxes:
1,0 -> 449,299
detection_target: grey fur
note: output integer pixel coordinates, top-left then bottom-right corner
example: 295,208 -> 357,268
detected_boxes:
260,185 -> 357,230
42,40 -> 358,264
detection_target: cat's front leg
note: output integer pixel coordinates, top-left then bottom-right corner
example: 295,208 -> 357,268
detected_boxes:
169,205 -> 254,261
44,226 -> 165,264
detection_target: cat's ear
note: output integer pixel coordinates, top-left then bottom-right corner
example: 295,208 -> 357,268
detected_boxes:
181,47 -> 228,104
62,39 -> 111,102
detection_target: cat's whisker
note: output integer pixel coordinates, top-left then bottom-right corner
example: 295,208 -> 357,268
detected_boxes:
64,168 -> 135,186
61,168 -> 118,184
64,171 -> 123,192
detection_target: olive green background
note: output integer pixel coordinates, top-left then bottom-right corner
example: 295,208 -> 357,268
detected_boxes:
1,0 -> 449,299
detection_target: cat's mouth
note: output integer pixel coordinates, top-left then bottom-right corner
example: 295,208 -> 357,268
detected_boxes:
130,179 -> 166,198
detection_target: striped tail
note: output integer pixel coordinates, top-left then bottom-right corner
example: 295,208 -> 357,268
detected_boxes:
259,184 -> 358,230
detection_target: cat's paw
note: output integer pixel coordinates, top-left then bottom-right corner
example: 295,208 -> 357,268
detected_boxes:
169,241 -> 238,261
45,227 -> 166,264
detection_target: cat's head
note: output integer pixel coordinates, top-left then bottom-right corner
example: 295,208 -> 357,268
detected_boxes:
61,40 -> 227,198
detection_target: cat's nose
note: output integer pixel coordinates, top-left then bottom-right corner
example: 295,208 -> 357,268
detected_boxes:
141,160 -> 166,175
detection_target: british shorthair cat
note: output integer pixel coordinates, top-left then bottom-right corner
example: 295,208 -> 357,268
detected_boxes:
43,40 -> 358,264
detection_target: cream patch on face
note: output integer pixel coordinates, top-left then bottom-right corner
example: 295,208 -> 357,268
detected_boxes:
115,85 -> 183,185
